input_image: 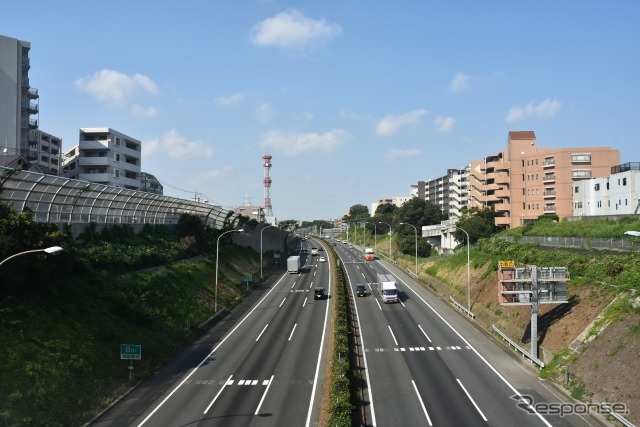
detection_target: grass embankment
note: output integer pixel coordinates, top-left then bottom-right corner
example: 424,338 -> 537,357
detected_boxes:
423,233 -> 640,418
0,246 -> 261,427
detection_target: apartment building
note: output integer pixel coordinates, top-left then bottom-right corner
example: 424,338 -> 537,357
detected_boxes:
416,168 -> 470,220
61,128 -> 142,190
469,131 -> 620,228
573,163 -> 640,216
0,35 -> 39,159
371,196 -> 411,215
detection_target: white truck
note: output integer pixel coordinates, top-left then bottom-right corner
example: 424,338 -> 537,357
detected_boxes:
377,273 -> 399,303
311,247 -> 319,256
287,255 -> 301,273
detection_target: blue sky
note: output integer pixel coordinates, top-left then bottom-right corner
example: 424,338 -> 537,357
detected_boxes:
2,1 -> 639,222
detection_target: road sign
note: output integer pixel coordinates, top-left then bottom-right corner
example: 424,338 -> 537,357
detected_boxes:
120,344 -> 141,360
243,274 -> 252,282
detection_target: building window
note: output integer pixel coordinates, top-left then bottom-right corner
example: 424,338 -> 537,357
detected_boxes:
623,177 -> 627,186
114,169 -> 120,178
595,183 -> 600,191
114,153 -> 120,162
115,137 -> 121,147
574,186 -> 579,193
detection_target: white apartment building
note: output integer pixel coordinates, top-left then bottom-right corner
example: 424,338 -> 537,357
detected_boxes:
371,196 -> 411,215
572,163 -> 640,216
61,128 -> 142,190
415,167 -> 470,220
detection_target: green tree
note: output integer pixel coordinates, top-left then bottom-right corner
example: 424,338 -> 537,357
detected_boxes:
456,207 -> 498,244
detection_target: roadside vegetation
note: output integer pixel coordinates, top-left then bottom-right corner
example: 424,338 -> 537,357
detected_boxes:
0,200 -> 259,426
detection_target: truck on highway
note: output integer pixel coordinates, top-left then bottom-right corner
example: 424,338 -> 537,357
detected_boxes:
364,247 -> 375,261
376,273 -> 399,303
311,247 -> 318,256
287,255 -> 301,273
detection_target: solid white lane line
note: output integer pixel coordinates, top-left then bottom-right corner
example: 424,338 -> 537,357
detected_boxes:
418,325 -> 432,343
137,273 -> 289,426
256,324 -> 269,341
255,374 -> 274,415
457,378 -> 487,421
204,375 -> 233,414
411,380 -> 432,426
388,325 -> 398,346
289,323 -> 297,341
279,297 -> 286,307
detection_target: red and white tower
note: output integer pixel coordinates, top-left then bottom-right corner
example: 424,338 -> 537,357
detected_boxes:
263,154 -> 273,218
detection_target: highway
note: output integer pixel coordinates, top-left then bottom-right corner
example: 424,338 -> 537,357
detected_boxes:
333,240 -> 612,427
92,238 -> 332,427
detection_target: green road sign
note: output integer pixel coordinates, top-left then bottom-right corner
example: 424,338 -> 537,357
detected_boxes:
243,274 -> 252,282
120,344 -> 141,360
274,252 -> 281,260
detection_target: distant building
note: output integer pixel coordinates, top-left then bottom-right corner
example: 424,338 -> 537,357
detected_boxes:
415,168 -> 470,220
61,128 -> 142,190
572,163 -> 640,217
234,205 -> 265,223
469,131 -> 620,228
139,172 -> 163,195
371,196 -> 410,215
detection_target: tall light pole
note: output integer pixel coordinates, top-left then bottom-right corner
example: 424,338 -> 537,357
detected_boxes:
457,226 -> 471,311
0,246 -> 63,267
378,222 -> 392,258
216,229 -> 243,313
260,225 -> 277,279
400,222 -> 418,277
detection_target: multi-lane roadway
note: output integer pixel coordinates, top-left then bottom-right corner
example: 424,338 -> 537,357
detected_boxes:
333,240 -> 611,427
92,238 -> 332,427
92,237 -> 612,427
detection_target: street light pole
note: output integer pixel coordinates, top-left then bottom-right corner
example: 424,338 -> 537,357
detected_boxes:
0,246 -> 63,267
216,229 -> 244,313
378,222 -> 392,258
260,225 -> 277,279
400,222 -> 418,276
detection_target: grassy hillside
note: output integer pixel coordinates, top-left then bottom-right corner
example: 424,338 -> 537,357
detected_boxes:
416,234 -> 640,424
0,246 -> 262,427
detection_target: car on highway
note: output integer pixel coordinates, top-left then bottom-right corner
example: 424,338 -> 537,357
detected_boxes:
356,284 -> 366,297
314,287 -> 326,299
318,256 -> 326,262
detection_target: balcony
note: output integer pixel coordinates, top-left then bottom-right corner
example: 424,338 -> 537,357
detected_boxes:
495,203 -> 510,212
544,205 -> 557,213
495,189 -> 510,199
543,158 -> 555,168
543,174 -> 556,183
543,189 -> 556,199
495,216 -> 511,226
571,170 -> 592,179
571,154 -> 591,163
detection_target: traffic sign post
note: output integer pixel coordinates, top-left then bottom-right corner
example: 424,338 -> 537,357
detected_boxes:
120,344 -> 141,380
243,274 -> 252,289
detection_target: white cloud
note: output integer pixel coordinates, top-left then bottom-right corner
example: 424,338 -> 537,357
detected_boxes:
250,9 -> 342,51
260,129 -> 348,155
376,109 -> 427,136
201,165 -> 234,180
256,103 -> 274,122
506,98 -> 562,122
131,104 -> 158,118
215,93 -> 243,106
142,139 -> 160,156
450,73 -> 470,92
74,69 -> 159,106
385,148 -> 420,162
146,129 -> 214,160
434,116 -> 455,133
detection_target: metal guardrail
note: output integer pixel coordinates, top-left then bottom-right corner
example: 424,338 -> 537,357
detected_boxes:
197,307 -> 228,330
498,235 -> 639,251
601,404 -> 636,427
449,295 -> 475,318
492,324 -> 545,368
